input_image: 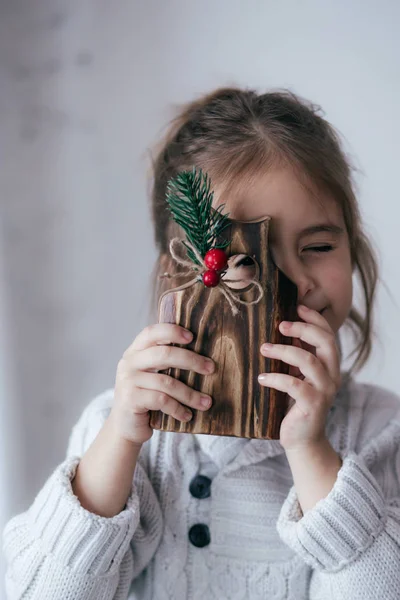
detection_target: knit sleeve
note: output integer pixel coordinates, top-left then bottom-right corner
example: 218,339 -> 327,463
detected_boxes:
276,407 -> 400,600
2,390 -> 163,600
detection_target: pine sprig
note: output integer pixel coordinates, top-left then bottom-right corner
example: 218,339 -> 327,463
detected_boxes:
166,167 -> 230,266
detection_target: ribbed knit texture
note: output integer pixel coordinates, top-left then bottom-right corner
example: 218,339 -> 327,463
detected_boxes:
3,378 -> 400,599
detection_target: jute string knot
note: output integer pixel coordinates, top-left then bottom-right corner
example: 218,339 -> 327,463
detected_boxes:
159,238 -> 264,316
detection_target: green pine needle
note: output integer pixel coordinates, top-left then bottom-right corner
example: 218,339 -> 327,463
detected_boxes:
166,167 -> 230,266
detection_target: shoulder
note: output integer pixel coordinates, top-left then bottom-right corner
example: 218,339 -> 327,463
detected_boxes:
350,379 -> 400,425
337,377 -> 400,454
341,380 -> 400,498
66,388 -> 115,458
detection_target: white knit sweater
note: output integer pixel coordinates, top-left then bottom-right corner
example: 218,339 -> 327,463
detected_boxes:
3,377 -> 400,600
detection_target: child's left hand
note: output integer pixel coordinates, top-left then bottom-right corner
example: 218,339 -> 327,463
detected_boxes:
258,304 -> 341,452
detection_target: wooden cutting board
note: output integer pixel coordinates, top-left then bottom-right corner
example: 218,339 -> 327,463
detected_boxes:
149,216 -> 298,439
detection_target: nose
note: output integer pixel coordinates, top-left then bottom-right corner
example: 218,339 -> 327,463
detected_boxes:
285,264 -> 316,304
271,247 -> 317,304
296,277 -> 316,304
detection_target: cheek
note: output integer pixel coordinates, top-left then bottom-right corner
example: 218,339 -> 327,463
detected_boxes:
323,260 -> 353,311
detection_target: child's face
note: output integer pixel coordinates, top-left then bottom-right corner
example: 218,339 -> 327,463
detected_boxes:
215,166 -> 353,334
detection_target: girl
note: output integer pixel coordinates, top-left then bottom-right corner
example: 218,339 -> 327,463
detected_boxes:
3,88 -> 400,600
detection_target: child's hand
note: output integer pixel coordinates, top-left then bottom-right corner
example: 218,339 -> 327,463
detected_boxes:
258,304 -> 341,452
110,324 -> 214,446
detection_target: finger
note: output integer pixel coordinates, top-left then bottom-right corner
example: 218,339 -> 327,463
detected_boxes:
288,339 -> 305,379
130,344 -> 215,375
297,304 -> 333,334
278,320 -> 340,386
293,336 -> 317,358
260,342 -> 333,393
135,388 -> 194,422
133,372 -> 212,411
294,305 -> 332,359
257,372 -> 321,417
129,324 -> 193,352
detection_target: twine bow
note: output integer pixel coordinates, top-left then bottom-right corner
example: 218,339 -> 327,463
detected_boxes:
159,238 -> 265,316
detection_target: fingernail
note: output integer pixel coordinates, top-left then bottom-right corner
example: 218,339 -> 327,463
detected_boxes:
183,410 -> 192,421
183,330 -> 193,341
261,343 -> 273,351
204,360 -> 215,373
258,374 -> 268,382
298,305 -> 309,311
280,321 -> 291,328
200,395 -> 212,408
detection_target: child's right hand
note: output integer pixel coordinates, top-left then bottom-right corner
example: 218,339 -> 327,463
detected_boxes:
110,323 -> 214,446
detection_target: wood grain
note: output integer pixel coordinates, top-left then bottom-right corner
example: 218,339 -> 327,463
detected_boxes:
149,217 -> 298,439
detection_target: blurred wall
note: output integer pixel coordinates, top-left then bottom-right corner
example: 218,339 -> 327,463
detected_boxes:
1,0 -> 399,565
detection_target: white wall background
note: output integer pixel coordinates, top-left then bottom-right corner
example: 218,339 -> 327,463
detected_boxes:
1,0 -> 399,594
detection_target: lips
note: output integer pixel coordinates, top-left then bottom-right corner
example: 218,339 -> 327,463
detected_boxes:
300,306 -> 327,314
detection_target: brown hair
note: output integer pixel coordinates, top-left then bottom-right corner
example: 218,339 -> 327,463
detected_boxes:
149,87 -> 379,374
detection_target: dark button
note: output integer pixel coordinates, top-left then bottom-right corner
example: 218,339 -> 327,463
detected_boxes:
188,523 -> 211,548
189,474 -> 212,499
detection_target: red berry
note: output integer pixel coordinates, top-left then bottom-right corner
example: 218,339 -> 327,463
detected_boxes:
204,248 -> 228,272
202,270 -> 220,288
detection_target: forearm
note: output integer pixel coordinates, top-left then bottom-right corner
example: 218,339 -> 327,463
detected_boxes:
278,450 -> 400,598
72,413 -> 142,518
285,437 -> 342,513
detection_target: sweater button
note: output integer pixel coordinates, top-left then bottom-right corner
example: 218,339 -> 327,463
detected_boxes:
188,524 -> 211,548
189,475 -> 212,499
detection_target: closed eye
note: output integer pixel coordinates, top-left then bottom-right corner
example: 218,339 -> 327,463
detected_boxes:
303,245 -> 334,253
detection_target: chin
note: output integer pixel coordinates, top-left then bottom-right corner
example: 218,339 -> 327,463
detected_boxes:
321,307 -> 339,332
327,308 -> 349,334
